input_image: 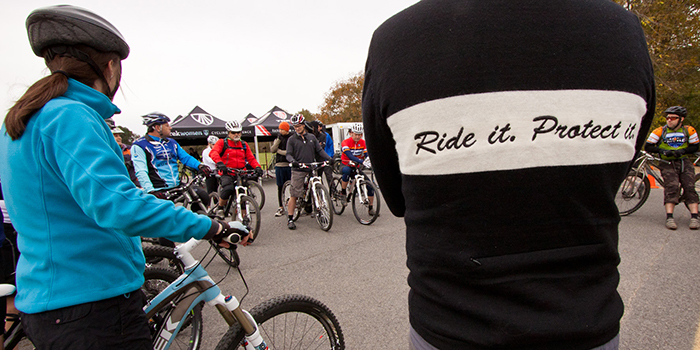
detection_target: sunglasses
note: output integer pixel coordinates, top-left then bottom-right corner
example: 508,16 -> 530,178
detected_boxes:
666,116 -> 680,121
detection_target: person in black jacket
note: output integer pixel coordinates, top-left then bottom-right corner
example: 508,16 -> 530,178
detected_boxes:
285,115 -> 331,230
362,1 -> 655,349
271,121 -> 292,217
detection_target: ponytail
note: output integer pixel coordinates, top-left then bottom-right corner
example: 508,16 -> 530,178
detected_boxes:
4,73 -> 69,140
3,45 -> 119,140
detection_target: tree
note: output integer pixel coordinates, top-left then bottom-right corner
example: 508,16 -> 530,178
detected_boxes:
118,126 -> 139,145
317,72 -> 364,124
615,0 -> 700,129
295,109 -> 316,121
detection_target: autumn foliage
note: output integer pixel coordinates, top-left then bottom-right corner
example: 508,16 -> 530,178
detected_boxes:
615,0 -> 700,128
317,72 -> 364,124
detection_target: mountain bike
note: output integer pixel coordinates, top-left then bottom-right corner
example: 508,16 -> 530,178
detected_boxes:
1,284 -> 30,350
1,267 -> 202,350
209,168 -> 262,243
282,161 -> 333,231
144,236 -> 345,350
330,162 -> 381,225
616,151 -> 700,216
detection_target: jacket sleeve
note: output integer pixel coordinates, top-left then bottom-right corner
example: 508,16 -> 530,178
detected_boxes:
210,140 -> 224,163
46,108 -> 217,241
131,145 -> 154,192
176,143 -> 201,169
362,67 -> 406,217
286,138 -> 296,163
271,138 -> 280,153
325,134 -> 334,155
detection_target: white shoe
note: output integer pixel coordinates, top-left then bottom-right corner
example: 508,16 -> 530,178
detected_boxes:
275,208 -> 285,217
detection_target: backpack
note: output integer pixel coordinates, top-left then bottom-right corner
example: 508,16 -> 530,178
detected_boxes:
219,139 -> 251,169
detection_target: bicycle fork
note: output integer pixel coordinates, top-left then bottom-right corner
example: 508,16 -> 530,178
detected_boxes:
354,175 -> 369,204
211,293 -> 268,350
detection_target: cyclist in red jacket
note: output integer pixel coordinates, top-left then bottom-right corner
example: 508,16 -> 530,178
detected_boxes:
210,120 -> 262,218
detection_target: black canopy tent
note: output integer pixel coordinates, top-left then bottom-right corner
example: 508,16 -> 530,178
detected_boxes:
246,106 -> 292,142
169,106 -> 229,146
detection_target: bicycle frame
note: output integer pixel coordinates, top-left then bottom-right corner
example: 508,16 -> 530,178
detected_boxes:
144,238 -> 266,350
298,162 -> 329,208
630,151 -> 667,188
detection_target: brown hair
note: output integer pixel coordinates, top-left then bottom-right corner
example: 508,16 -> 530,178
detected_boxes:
4,45 -> 119,140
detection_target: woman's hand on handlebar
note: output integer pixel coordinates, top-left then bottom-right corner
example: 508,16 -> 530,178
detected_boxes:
213,220 -> 251,247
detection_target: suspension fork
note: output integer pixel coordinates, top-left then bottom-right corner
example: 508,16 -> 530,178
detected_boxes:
354,174 -> 368,203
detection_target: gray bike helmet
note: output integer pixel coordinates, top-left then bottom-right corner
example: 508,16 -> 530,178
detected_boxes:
142,113 -> 171,127
26,5 -> 130,59
664,106 -> 687,118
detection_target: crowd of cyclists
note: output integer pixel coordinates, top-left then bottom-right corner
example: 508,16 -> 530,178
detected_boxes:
121,112 -> 373,232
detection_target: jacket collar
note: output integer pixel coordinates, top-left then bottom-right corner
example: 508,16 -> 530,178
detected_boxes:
62,78 -> 121,120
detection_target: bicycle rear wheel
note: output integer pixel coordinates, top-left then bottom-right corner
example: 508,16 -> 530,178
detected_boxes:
235,195 -> 261,242
246,181 -> 266,210
314,183 -> 333,231
142,267 -> 203,350
616,171 -> 650,216
330,178 -> 346,215
351,180 -> 380,225
214,294 -> 345,350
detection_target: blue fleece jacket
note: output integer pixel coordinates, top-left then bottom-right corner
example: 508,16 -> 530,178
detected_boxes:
0,79 -> 217,314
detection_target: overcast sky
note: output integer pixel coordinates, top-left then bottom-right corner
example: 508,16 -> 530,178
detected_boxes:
1,0 -> 419,134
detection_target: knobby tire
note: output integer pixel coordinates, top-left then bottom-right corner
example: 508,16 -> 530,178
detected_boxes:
213,294 -> 345,350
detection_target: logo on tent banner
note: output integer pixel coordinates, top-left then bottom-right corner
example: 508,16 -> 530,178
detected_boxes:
247,118 -> 257,123
255,125 -> 271,136
191,113 -> 214,125
273,111 -> 287,119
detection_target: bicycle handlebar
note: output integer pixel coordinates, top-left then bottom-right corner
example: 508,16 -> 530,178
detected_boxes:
290,161 -> 330,169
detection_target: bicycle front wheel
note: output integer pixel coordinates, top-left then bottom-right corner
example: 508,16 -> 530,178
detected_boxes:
214,294 -> 345,350
314,183 -> 333,231
282,181 -> 302,221
351,180 -> 380,225
246,181 -> 266,210
235,195 -> 261,242
616,171 -> 650,216
142,267 -> 203,350
330,178 -> 346,215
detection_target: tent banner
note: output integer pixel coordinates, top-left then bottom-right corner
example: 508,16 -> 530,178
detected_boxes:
171,128 -> 228,139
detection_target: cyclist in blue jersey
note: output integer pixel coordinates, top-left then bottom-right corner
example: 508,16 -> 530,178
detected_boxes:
0,6 -> 249,349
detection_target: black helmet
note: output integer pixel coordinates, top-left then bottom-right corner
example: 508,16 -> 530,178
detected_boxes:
26,5 -> 129,59
664,106 -> 687,118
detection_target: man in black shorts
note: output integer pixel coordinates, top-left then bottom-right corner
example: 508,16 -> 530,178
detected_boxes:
284,114 -> 331,230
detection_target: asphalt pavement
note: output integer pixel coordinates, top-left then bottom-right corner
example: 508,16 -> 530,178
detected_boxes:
190,180 -> 700,349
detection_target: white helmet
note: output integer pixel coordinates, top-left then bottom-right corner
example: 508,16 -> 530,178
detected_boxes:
207,135 -> 219,144
225,120 -> 242,133
351,123 -> 363,135
111,127 -> 124,134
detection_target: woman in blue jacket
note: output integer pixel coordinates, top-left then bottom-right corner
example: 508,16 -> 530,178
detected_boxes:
0,5 -> 247,349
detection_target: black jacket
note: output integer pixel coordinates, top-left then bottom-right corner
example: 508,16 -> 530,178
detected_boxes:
363,1 -> 655,349
285,132 -> 330,171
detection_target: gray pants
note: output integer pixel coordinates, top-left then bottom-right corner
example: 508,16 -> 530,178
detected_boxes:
409,326 -> 619,350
